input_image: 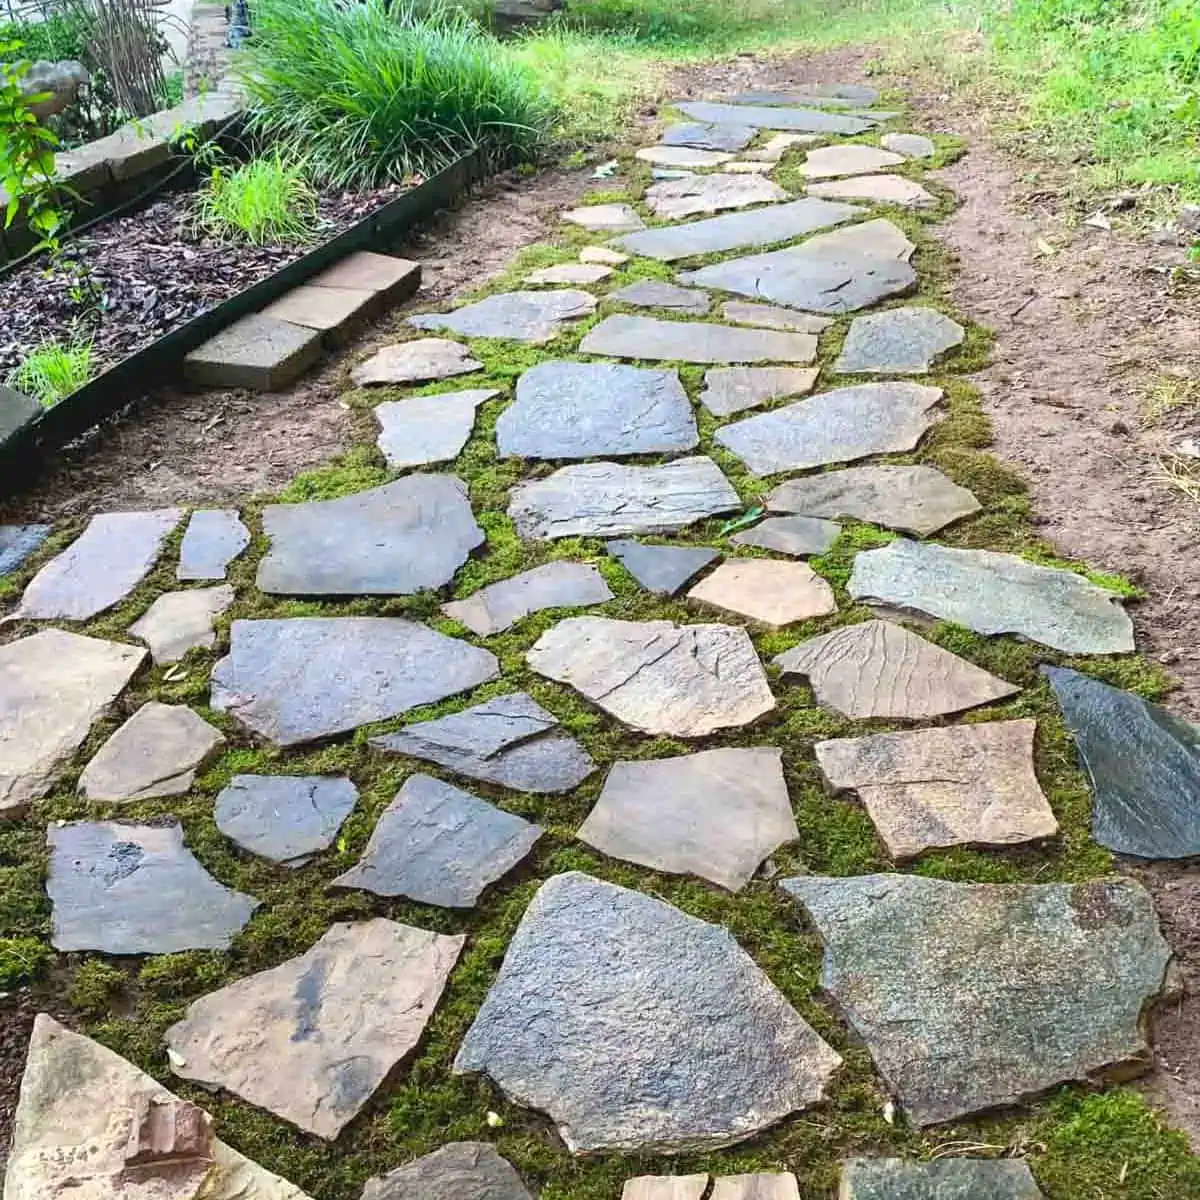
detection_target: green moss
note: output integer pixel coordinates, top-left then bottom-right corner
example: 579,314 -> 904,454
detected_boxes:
0,936 -> 52,988
67,959 -> 129,1016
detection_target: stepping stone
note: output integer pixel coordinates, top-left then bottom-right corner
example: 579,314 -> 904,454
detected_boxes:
563,203 -> 646,233
781,873 -> 1170,1125
835,306 -> 965,374
454,872 -> 841,1152
881,131 -> 936,158
613,197 -> 863,262
775,620 -> 1018,718
636,145 -> 734,169
166,918 -> 464,1139
128,584 -> 234,663
701,366 -> 819,416
724,160 -> 776,174
1045,665 -> 1200,859
332,774 -> 543,906
215,775 -> 358,866
623,1177 -> 710,1200
581,315 -> 817,365
497,361 -> 697,458
607,539 -> 720,595
0,630 -> 145,815
48,820 -> 258,953
808,174 -> 937,208
443,561 -> 613,635
177,508 -> 249,580
375,388 -> 498,469
262,283 -> 376,340
766,465 -> 980,536
716,382 -> 942,475
662,121 -> 755,152
840,1158 -> 1046,1200
578,747 -> 797,890
14,508 -> 183,621
645,173 -> 787,220
527,616 -> 775,736
257,476 -> 483,595
582,245 -> 629,265
362,1143 -> 535,1200
6,1016 -> 314,1200
732,515 -> 839,556
722,300 -> 832,333
0,524 -> 50,574
309,249 -> 421,302
610,279 -> 711,314
711,1177 -> 801,1200
78,701 -> 225,803
409,290 -> 597,344
510,456 -> 740,540
351,337 -> 481,386
183,312 -> 322,390
744,133 -> 820,162
688,559 -> 837,627
525,262 -> 614,285
211,618 -> 499,745
371,692 -> 595,794
848,540 -> 1136,654
800,144 -> 905,178
677,100 -> 872,135
726,84 -> 881,107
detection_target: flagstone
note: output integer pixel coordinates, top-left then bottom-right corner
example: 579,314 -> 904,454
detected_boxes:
623,1177 -> 710,1200
645,172 -> 788,220
724,160 -> 776,174
711,1176 -> 801,1200
563,203 -> 646,233
375,389 -> 498,469
177,508 -> 250,580
840,1158 -> 1046,1200
653,168 -> 697,181
808,174 -> 937,208
688,559 -> 837,626
731,515 -> 840,556
0,524 -> 50,574
129,584 -> 234,663
881,131 -> 936,159
581,315 -> 817,364
443,561 -> 614,635
166,919 -> 464,1139
454,872 -> 841,1153
362,1143 -> 535,1200
636,145 -> 734,169
835,306 -> 965,374
215,775 -> 358,866
581,245 -> 630,265
409,290 -> 597,344
610,279 -> 712,314
606,539 -> 720,595
677,100 -> 873,135
351,337 -> 482,386
525,262 -> 614,285
700,367 -> 820,416
800,144 -> 905,178
662,122 -> 756,151
781,873 -> 1170,1125
744,133 -> 820,162
728,83 -> 881,107
722,301 -> 833,333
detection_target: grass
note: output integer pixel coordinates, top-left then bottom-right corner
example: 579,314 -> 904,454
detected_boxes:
194,154 -> 320,247
6,338 -> 94,405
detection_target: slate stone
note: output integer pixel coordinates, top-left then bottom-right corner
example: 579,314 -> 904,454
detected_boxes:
444,561 -> 613,634
607,540 -> 720,595
497,361 -> 698,458
1045,665 -> 1200,859
808,174 -> 937,208
257,476 -> 483,595
766,465 -> 981,535
375,389 -> 498,469
332,774 -> 543,906
409,291 -> 598,344
848,540 -> 1136,654
526,262 -> 614,285
688,559 -> 837,627
166,919 -> 464,1139
775,620 -> 1018,719
726,83 -> 880,107
645,173 -> 788,220
732,515 -> 839,556
0,630 -> 145,816
578,747 -> 797,890
563,203 -> 647,233
510,457 -> 741,539
581,315 -> 818,365
723,161 -> 776,175
0,384 -> 40,441
611,280 -> 712,314
711,1177 -> 801,1200
716,382 -> 943,475
701,367 -> 819,416
835,307 -> 965,374
781,873 -> 1170,1125
636,145 -> 734,169
48,820 -> 258,953
215,775 -> 358,866
663,122 -> 756,151
840,1158 -> 1046,1200
581,245 -> 630,265
211,618 -> 499,746
677,100 -> 872,135
722,301 -> 832,333
652,168 -> 697,181
351,338 -> 482,386
881,132 -> 936,159
129,584 -> 235,663
527,616 -> 776,736
15,508 -> 183,621
454,872 -> 841,1152
744,133 -> 820,162
801,144 -> 905,178
362,1143 -> 535,1200
623,1177 -> 710,1200
0,524 -> 50,575
177,508 -> 250,580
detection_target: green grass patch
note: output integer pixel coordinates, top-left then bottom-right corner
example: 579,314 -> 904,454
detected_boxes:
6,338 -> 94,406
193,154 -> 320,246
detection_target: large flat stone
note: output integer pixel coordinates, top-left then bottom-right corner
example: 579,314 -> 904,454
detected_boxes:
409,290 -> 597,343
525,262 -> 614,286
731,515 -> 839,556
607,540 -> 720,595
581,315 -> 817,365
610,280 -> 712,314
166,919 -> 464,1139
744,133 -> 821,162
362,1143 -> 534,1200
808,174 -> 937,208
211,618 -> 499,746
840,1158 -> 1045,1200
800,144 -> 905,177
257,476 -> 483,595
637,145 -> 734,169
129,584 -> 235,663
711,1177 -> 801,1200
581,245 -> 630,265
724,84 -> 881,107
689,559 -> 837,626
848,540 -> 1136,654
578,747 -> 796,890
454,872 -> 841,1152
184,313 -> 323,390
835,306 -> 965,374
0,524 -> 50,575
781,873 -> 1170,1124
215,775 -> 358,866
881,132 -> 936,159
443,561 -> 613,635
261,283 -> 376,337
623,1177 -> 709,1200
722,301 -> 832,333
177,508 -> 250,580
700,366 -> 819,416
310,250 -> 421,302
645,173 -> 788,219
375,389 -> 498,469
563,203 -> 646,233
497,361 -> 698,458
510,457 -> 740,539
677,100 -> 873,134
351,338 -> 482,386
528,616 -> 775,736
662,122 -> 755,151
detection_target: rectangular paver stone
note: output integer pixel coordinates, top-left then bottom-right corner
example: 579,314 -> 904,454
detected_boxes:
184,313 -> 323,391
261,285 -> 377,341
310,252 -> 421,302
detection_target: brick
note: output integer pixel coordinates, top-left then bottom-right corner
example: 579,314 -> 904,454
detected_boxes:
311,253 -> 421,304
184,314 -> 323,391
261,285 -> 377,344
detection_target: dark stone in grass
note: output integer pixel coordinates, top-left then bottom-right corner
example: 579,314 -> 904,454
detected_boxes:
177,508 -> 250,580
409,290 -> 597,343
610,280 -> 712,314
0,524 -> 51,575
677,100 -> 873,135
731,515 -> 839,556
215,775 -> 359,866
579,315 -> 817,365
361,1142 -> 535,1200
662,121 -> 756,152
835,306 -> 965,374
606,539 -> 719,596
840,1159 -> 1045,1199
443,561 -> 614,635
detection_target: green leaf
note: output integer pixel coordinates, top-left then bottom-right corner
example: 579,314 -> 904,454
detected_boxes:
717,506 -> 765,536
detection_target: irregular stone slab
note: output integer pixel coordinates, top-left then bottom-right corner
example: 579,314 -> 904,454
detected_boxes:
215,775 -> 358,866
607,539 -> 720,595
623,1177 -> 709,1200
776,620 -> 1018,718
372,692 -> 595,793
510,457 -> 740,540
724,160 -> 776,175
526,262 -> 614,285
211,618 -> 499,746
351,337 -> 482,386
409,290 -> 597,344
722,301 -> 832,333
808,174 -> 937,208
578,747 -> 796,890
375,389 -> 498,469
497,361 -> 698,458
801,144 -> 905,178
835,306 -> 965,374
581,245 -> 629,265
166,919 -> 464,1138
767,465 -> 980,536
362,1143 -> 535,1200
677,100 -> 872,135
15,508 -> 183,621
443,561 -> 614,635
581,315 -> 817,365
0,524 -> 50,575
711,1176 -> 801,1200
688,559 -> 837,627
645,173 -> 787,220
0,630 -> 145,815
1045,666 -> 1200,858
744,132 -> 820,162
611,279 -> 711,314
716,382 -> 942,475
849,540 -> 1136,654
701,366 -> 819,416
48,820 -> 258,953
725,84 -> 881,107
454,872 -> 841,1152
564,203 -> 646,233
732,515 -> 839,556
840,1158 -> 1045,1200
78,702 -> 225,803
257,476 -> 483,595
333,774 -> 542,905
663,122 -> 755,152
129,584 -> 234,663
177,508 -> 249,581
527,616 -> 775,736
782,873 -> 1170,1125
5,1015 -> 313,1200
636,145 -> 734,169
881,132 -> 936,159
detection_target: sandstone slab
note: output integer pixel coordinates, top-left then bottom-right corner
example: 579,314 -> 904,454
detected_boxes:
835,306 -> 965,374
623,1177 -> 709,1200
215,775 -> 358,866
351,338 -> 482,386
0,524 -> 50,575
311,250 -> 421,301
724,160 -> 776,174
129,585 -> 234,663
711,1176 -> 801,1200
722,301 -> 832,333
663,122 -> 755,152
184,313 -> 322,391
801,144 -> 904,178
581,245 -> 630,265
362,1143 -> 534,1200
409,291 -> 597,343
177,508 -> 250,580
261,283 -> 375,336
607,540 -> 720,595
744,133 -> 820,162
808,174 -> 937,208
563,204 -> 646,233
526,262 -> 614,285
731,515 -> 839,556
611,280 -> 712,314
375,389 -> 498,469
581,315 -> 817,364
700,367 -> 819,416
677,100 -> 873,135
645,173 -> 788,220
840,1158 -> 1045,1200
881,132 -> 936,158
688,559 -> 837,626
637,145 -> 734,169
443,561 -> 613,635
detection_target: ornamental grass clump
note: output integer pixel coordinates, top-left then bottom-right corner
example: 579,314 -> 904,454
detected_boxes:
194,154 -> 319,246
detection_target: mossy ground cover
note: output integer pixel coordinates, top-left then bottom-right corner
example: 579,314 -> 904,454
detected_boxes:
2,98 -> 1198,1200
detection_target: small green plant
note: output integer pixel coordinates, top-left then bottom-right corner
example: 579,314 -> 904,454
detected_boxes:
0,936 -> 52,989
67,959 -> 127,1016
8,338 -> 94,405
193,153 -> 319,246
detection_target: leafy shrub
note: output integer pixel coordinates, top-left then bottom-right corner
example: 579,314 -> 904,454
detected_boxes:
195,153 -> 319,245
0,937 -> 51,989
8,338 -> 94,405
